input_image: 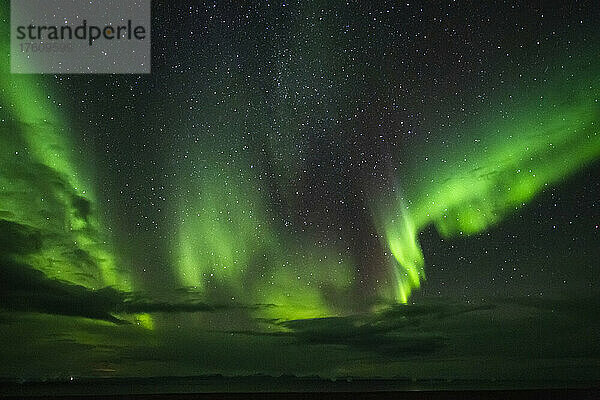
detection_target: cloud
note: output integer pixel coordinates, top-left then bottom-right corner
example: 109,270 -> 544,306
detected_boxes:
222,295 -> 600,368
0,254 -> 273,323
70,194 -> 92,221
0,256 -> 126,323
0,219 -> 292,324
0,219 -> 42,255
226,301 -> 495,358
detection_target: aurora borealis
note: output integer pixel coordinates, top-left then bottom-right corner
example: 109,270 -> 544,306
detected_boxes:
376,57 -> 600,301
1,0 -> 600,387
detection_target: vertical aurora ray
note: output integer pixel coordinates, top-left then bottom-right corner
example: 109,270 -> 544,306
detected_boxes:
377,57 -> 600,302
374,197 -> 425,303
173,155 -> 356,320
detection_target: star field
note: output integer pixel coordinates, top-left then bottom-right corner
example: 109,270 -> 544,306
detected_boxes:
0,0 -> 599,383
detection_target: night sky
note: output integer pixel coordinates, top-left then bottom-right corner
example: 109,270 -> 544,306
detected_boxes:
1,1 -> 599,383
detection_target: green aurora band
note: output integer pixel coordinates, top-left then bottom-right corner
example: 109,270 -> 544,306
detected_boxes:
376,57 -> 600,302
0,12 -> 133,296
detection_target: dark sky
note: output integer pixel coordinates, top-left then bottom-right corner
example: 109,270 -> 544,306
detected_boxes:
0,0 -> 599,383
